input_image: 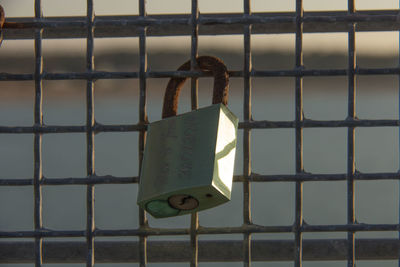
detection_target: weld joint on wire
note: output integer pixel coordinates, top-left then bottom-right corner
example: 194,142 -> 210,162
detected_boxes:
345,116 -> 358,122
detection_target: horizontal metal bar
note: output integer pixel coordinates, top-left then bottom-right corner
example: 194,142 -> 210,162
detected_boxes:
0,123 -> 145,134
0,176 -> 137,186
240,118 -> 400,129
249,172 -> 400,182
1,239 -> 399,262
2,67 -> 400,82
254,67 -> 400,77
197,224 -> 400,234
0,228 -> 190,238
0,230 -> 86,238
302,224 -> 400,232
43,176 -> 138,185
3,10 -> 400,39
1,172 -> 399,186
0,71 -> 233,81
0,118 -> 397,135
2,223 -> 400,239
0,176 -> 136,186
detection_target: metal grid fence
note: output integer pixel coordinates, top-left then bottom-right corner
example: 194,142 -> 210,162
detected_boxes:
1,0 -> 400,266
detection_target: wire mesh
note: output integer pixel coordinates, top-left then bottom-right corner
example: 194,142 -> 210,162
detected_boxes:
1,1 -> 400,266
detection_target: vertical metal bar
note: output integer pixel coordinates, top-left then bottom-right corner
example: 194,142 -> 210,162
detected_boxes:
294,0 -> 304,266
86,1 -> 95,267
243,0 -> 252,266
190,1 -> 199,267
347,0 -> 356,267
190,213 -> 199,267
398,1 -> 400,264
33,1 -> 43,267
190,0 -> 199,110
138,1 -> 148,267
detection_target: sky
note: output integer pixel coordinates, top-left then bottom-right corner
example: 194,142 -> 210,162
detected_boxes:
0,0 -> 399,54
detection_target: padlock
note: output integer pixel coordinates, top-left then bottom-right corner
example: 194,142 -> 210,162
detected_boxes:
137,56 -> 238,218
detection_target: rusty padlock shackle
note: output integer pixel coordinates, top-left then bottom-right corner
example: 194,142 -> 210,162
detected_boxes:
162,56 -> 229,119
0,5 -> 34,47
0,5 -> 5,47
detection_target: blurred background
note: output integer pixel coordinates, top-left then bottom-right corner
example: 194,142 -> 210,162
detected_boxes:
1,0 -> 400,267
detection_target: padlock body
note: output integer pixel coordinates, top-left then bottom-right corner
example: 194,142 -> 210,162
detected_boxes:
137,103 -> 238,218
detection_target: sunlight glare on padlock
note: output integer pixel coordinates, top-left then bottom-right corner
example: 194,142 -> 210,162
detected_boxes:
213,110 -> 237,193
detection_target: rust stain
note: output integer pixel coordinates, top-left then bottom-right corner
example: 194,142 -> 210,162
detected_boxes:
162,56 -> 229,118
0,5 -> 4,47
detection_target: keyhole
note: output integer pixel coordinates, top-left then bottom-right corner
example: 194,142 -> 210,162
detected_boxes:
168,194 -> 199,210
180,196 -> 192,205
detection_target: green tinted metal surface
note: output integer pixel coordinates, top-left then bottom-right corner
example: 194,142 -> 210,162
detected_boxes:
146,200 -> 180,218
138,104 -> 238,218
